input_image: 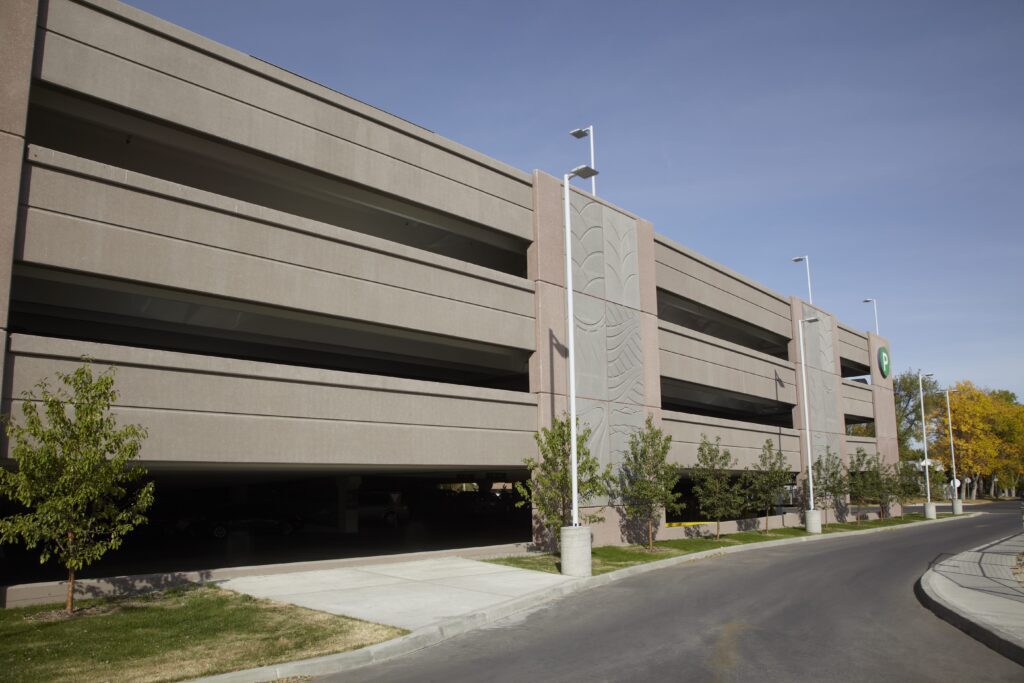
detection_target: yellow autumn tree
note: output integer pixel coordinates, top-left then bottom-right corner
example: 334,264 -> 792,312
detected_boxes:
991,397 -> 1024,497
931,381 -> 999,500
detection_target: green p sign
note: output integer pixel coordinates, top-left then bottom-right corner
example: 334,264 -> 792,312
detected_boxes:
878,347 -> 891,379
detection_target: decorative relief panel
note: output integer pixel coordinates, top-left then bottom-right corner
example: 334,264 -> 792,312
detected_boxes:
798,306 -> 845,464
570,193 -> 605,299
808,367 -> 843,436
606,303 -> 644,405
609,403 -> 645,467
573,293 -> 607,401
577,397 -> 610,505
603,208 -> 640,310
562,191 -> 649,486
804,306 -> 837,374
811,431 -> 843,464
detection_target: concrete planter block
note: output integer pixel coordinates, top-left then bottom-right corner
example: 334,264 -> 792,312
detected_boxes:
924,502 -> 937,519
805,509 -> 822,534
560,526 -> 592,577
951,499 -> 963,516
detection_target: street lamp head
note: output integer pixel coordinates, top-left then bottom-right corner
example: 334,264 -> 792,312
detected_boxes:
792,256 -> 807,263
925,373 -> 935,378
863,298 -> 874,303
802,317 -> 820,324
570,127 -> 591,139
569,164 -> 598,180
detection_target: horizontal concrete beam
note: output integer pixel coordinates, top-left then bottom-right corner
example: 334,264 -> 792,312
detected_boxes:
842,380 -> 875,420
37,0 -> 533,238
654,250 -> 792,340
846,436 -> 879,456
838,324 -> 871,367
20,149 -> 535,350
659,322 -> 797,405
662,409 -> 801,470
5,335 -> 538,468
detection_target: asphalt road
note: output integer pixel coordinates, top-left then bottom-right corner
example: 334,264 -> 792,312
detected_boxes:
328,501 -> 1023,683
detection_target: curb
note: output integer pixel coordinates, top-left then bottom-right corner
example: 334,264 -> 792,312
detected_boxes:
191,512 -> 983,682
914,534 -> 1024,666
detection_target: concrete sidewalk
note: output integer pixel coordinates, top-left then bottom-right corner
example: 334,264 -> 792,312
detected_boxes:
917,532 -> 1024,664
220,556 -> 575,630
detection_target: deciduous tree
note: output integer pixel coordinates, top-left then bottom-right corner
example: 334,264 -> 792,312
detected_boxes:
931,382 -> 999,500
690,436 -> 743,540
0,364 -> 154,614
865,454 -> 895,519
812,447 -> 848,527
846,448 -> 874,525
742,439 -> 791,534
515,414 -> 612,545
893,370 -> 942,460
891,460 -> 921,518
617,416 -> 684,550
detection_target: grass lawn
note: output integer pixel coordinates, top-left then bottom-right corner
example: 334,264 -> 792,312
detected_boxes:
487,512 -> 949,575
822,512 -> 948,533
488,529 -> 801,575
0,585 -> 405,683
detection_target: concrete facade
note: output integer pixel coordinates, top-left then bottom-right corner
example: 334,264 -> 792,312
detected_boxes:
1,0 -> 899,557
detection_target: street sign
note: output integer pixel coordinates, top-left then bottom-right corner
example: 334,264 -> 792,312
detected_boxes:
952,478 -> 961,488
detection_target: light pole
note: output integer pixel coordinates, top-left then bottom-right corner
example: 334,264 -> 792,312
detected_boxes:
561,162 -> 597,577
919,372 -> 937,519
798,315 -> 821,534
944,388 -> 962,515
792,255 -> 813,305
570,126 -> 596,195
862,298 -> 879,335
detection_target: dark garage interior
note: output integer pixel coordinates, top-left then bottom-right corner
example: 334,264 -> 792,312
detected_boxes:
0,466 -> 532,586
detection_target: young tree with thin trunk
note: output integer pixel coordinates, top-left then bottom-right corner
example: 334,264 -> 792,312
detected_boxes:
846,448 -> 872,525
866,455 -> 895,519
690,436 -> 743,540
0,364 -> 154,614
891,460 -> 920,518
812,447 -> 848,527
618,416 -> 684,550
742,439 -> 791,534
515,414 -> 612,544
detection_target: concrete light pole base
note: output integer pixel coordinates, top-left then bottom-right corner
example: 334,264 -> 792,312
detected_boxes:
560,526 -> 592,577
805,509 -> 822,534
951,499 -> 963,515
924,502 -> 937,519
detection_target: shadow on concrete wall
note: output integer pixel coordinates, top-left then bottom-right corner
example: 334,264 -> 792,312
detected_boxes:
616,506 -> 662,546
1,569 -> 214,609
529,514 -> 558,552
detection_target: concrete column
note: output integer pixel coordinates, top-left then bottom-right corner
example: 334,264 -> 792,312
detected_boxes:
0,2 -> 38,413
528,171 -> 569,426
636,218 -> 663,417
790,297 -> 845,521
868,332 -> 899,465
529,171 -> 655,547
0,0 -> 40,402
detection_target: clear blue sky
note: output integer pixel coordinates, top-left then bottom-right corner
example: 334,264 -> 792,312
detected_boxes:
126,0 -> 1024,397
